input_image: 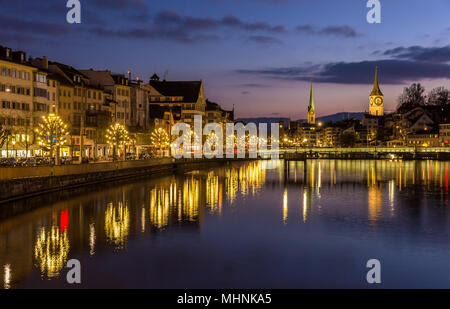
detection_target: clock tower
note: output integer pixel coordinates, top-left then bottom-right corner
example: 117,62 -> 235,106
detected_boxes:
369,66 -> 384,116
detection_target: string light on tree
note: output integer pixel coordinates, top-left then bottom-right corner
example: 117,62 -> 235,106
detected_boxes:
105,123 -> 130,160
35,114 -> 68,161
151,127 -> 169,155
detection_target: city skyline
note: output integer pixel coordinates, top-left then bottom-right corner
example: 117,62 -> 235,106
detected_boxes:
0,0 -> 449,119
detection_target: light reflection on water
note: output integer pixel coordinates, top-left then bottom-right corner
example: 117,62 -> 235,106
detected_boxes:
0,159 -> 449,288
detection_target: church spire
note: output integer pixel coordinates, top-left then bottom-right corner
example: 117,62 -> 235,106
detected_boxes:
370,66 -> 383,96
308,77 -> 315,112
307,77 -> 316,125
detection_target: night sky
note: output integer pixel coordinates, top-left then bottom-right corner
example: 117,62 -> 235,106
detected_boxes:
1,0 -> 449,118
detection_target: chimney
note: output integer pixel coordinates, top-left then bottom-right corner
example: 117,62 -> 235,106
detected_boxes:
29,57 -> 49,70
42,56 -> 49,70
12,51 -> 27,63
0,46 -> 12,59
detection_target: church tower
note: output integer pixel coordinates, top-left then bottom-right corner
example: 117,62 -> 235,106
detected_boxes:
369,66 -> 384,116
307,78 -> 316,125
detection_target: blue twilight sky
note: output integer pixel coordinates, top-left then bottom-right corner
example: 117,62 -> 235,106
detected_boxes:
0,0 -> 449,119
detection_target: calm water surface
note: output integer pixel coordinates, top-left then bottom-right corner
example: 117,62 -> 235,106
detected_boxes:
0,159 -> 449,288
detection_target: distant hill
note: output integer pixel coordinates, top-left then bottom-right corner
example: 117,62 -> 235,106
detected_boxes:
236,117 -> 290,126
236,113 -> 364,125
309,112 -> 364,123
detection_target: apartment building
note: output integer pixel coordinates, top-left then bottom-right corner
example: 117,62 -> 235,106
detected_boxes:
146,78 -> 206,125
0,47 -> 35,157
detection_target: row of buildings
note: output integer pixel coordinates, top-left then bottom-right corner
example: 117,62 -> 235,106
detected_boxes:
0,45 -> 233,159
282,67 -> 450,148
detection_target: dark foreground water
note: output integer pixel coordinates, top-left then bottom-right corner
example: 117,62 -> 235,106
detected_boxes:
0,159 -> 449,289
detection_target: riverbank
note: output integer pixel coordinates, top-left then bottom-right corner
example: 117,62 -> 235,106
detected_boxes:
0,158 -> 250,204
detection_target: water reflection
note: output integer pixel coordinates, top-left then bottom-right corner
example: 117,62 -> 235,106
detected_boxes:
4,264 -> 11,289
34,226 -> 70,278
0,159 -> 449,288
105,202 -> 130,249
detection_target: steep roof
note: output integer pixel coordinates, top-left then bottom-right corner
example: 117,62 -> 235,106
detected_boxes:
50,62 -> 89,81
79,69 -> 115,87
308,79 -> 315,112
47,72 -> 73,87
370,66 -> 383,96
149,80 -> 202,103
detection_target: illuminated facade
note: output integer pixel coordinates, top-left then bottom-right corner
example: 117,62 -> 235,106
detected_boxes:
369,66 -> 384,117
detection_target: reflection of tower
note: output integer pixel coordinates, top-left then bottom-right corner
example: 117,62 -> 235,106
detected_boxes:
368,186 -> 382,223
307,78 -> 316,125
369,66 -> 384,116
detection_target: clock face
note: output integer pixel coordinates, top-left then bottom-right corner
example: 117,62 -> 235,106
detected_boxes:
375,97 -> 383,106
370,97 -> 374,106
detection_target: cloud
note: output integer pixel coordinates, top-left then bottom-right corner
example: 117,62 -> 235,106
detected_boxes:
0,15 -> 72,36
236,60 -> 450,84
239,83 -> 271,88
221,14 -> 285,32
382,45 -> 450,63
89,10 -> 286,43
89,0 -> 149,11
90,26 -> 220,44
296,24 -> 360,38
236,45 -> 450,84
247,35 -> 282,44
152,10 -> 285,33
0,31 -> 36,44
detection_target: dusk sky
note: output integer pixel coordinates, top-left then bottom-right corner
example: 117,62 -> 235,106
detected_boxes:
1,0 -> 449,119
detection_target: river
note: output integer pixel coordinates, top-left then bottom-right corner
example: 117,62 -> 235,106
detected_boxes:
0,159 -> 449,288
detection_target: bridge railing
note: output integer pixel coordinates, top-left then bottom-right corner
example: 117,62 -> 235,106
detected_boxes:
283,147 -> 450,154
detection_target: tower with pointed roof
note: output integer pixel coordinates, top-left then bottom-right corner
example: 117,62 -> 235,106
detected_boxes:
307,78 -> 316,125
369,66 -> 384,116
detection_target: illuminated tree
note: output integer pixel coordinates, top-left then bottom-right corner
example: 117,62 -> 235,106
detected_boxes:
0,125 -> 12,148
35,114 -> 68,163
151,127 -> 169,156
105,123 -> 129,161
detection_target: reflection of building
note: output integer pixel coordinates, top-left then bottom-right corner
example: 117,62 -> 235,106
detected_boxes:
368,186 -> 382,223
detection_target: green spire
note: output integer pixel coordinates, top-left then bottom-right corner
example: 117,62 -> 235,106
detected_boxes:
308,78 -> 315,112
370,66 -> 383,96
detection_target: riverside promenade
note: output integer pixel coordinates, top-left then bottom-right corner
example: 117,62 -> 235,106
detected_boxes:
0,157 -> 251,203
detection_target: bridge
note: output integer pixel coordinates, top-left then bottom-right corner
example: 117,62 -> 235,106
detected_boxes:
280,147 -> 450,160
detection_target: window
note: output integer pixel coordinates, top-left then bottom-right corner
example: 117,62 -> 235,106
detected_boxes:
35,73 -> 46,83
